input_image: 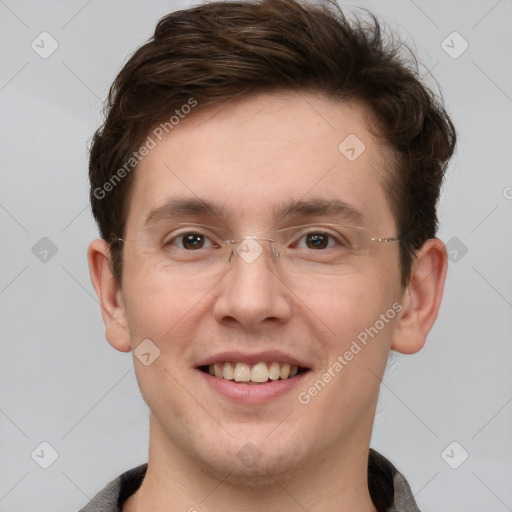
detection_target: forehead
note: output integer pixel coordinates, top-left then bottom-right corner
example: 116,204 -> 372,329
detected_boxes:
126,91 -> 395,232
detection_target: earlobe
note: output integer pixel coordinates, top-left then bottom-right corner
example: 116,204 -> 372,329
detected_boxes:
87,239 -> 132,353
391,238 -> 448,354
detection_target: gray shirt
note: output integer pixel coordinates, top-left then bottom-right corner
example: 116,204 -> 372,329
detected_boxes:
79,449 -> 420,512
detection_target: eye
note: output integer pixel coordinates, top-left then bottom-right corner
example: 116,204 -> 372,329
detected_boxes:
304,233 -> 329,249
296,231 -> 344,250
165,232 -> 215,250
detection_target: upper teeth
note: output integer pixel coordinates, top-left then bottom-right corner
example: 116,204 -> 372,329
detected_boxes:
207,362 -> 299,383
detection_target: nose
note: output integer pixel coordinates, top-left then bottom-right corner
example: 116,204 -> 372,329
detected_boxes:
212,238 -> 292,329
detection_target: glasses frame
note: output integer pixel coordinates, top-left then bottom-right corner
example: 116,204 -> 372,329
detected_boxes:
114,222 -> 399,261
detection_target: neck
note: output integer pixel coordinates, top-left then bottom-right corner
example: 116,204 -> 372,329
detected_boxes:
123,417 -> 377,512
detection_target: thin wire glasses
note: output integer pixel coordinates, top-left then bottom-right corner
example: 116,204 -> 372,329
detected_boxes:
116,222 -> 399,278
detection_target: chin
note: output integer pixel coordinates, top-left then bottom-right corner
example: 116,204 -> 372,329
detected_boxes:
192,429 -> 308,485
202,448 -> 305,488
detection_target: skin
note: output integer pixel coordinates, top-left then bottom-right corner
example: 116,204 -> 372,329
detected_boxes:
88,91 -> 447,512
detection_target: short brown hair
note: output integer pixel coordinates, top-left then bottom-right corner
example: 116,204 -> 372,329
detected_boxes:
89,0 -> 456,286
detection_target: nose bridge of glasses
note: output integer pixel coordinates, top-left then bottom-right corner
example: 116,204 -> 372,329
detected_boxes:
227,235 -> 279,265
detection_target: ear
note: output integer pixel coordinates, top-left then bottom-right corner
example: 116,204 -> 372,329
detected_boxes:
87,239 -> 132,352
391,238 -> 448,354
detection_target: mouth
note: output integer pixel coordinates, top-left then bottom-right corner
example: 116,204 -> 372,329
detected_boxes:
198,361 -> 310,384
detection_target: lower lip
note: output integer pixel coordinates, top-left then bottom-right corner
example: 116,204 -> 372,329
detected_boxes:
197,369 -> 309,404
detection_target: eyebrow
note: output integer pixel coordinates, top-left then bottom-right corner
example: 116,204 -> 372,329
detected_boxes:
143,197 -> 365,227
144,198 -> 232,226
273,197 -> 365,225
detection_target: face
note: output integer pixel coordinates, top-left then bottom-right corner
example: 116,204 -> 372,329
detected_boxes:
114,92 -> 404,480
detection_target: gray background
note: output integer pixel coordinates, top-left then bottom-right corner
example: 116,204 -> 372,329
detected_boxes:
0,0 -> 511,511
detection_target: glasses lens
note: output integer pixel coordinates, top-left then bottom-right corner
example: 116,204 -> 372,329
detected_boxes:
124,222 -> 231,276
272,224 -> 374,276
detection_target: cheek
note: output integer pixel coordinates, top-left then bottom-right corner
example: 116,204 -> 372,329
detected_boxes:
301,281 -> 402,414
322,263 -> 399,313
121,255 -> 202,343
309,263 -> 402,358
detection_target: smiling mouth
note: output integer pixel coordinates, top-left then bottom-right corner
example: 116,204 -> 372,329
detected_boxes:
198,361 -> 310,384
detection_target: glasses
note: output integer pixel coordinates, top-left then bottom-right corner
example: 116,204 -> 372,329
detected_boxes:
116,222 -> 399,278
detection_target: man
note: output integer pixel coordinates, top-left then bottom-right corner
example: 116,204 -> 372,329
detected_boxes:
84,0 -> 456,510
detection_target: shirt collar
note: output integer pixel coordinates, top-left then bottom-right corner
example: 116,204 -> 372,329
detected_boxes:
80,450 -> 420,512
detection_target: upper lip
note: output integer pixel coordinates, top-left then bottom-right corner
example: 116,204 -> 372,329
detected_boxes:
195,350 -> 310,368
